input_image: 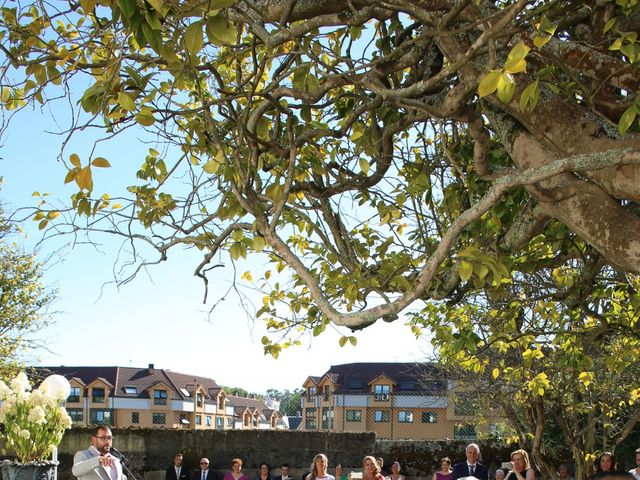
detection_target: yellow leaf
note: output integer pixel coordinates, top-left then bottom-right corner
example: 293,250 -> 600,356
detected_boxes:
458,260 -> 474,282
492,368 -> 500,380
241,270 -> 253,281
64,168 -> 78,184
76,165 -> 93,191
112,203 -> 123,210
504,42 -> 530,72
497,72 -> 516,103
47,211 -> 61,220
92,157 -> 111,168
478,70 -> 502,97
70,153 -> 81,168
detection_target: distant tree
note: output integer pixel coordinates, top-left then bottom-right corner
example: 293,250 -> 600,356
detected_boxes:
0,180 -> 55,380
266,388 -> 304,416
222,386 -> 262,398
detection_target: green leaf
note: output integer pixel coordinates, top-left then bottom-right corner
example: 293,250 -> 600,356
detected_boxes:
136,108 -> 156,126
253,236 -> 266,252
206,14 -> 236,45
117,92 -> 136,111
209,0 -> 236,7
458,260 -> 473,282
146,0 -> 163,14
359,157 -> 370,174
184,20 -> 204,56
478,70 -> 501,97
618,105 -> 637,136
519,79 -> 539,112
339,336 -> 347,347
603,17 -> 617,33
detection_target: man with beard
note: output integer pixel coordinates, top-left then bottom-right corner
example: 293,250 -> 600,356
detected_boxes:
73,426 -> 126,480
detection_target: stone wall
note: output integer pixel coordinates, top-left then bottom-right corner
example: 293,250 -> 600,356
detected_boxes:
31,429 -> 513,480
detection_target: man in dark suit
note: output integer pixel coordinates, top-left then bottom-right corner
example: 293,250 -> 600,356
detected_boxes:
166,453 -> 192,480
195,458 -> 221,480
452,443 -> 489,480
275,464 -> 290,480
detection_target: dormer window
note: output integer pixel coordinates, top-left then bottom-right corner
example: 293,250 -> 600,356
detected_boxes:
154,389 -> 168,405
92,387 -> 105,403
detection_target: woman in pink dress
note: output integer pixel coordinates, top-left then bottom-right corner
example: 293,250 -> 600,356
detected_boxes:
224,459 -> 250,480
433,458 -> 453,480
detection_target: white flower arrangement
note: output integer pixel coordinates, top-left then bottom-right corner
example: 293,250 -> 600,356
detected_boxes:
0,372 -> 73,463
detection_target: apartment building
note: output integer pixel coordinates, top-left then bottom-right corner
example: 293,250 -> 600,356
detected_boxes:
37,365 -> 284,430
301,362 -> 490,440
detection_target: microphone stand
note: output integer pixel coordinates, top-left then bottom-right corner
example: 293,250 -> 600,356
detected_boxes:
110,448 -> 137,480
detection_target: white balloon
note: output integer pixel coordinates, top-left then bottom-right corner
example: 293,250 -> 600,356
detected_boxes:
41,374 -> 71,401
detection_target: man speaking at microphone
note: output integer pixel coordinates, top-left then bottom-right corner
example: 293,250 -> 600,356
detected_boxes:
73,427 -> 127,480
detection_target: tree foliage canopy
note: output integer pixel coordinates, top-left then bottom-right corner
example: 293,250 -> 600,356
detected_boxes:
0,181 -> 55,380
1,0 -> 639,395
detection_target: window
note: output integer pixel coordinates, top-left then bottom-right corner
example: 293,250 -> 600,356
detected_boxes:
154,389 -> 168,405
399,381 -> 415,391
346,410 -> 362,422
180,388 -> 191,397
131,412 -> 139,424
226,417 -> 233,428
373,384 -> 390,401
305,407 -> 316,429
67,408 -> 83,422
92,387 -> 105,403
321,407 -> 334,429
180,414 -> 189,425
152,413 -> 165,425
422,411 -> 438,423
218,396 -> 225,410
349,380 -> 363,390
89,409 -> 112,425
68,387 -> 81,403
216,417 -> 224,430
124,386 -> 138,395
206,415 -> 212,426
306,386 -> 317,400
323,385 -> 331,400
196,392 -> 203,407
195,415 -> 202,425
374,410 -> 390,422
398,411 -> 414,423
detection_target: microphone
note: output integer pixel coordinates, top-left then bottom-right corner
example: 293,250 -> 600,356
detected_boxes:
110,447 -> 128,463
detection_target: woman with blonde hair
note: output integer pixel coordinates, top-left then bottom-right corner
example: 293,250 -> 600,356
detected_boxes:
505,450 -> 535,480
307,454 -> 334,480
363,457 -> 384,480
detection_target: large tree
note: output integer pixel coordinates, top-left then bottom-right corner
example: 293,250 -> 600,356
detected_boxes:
0,181 -> 55,380
1,0 -> 639,440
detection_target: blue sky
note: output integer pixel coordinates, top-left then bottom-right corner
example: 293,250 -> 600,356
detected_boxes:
0,99 -> 431,394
